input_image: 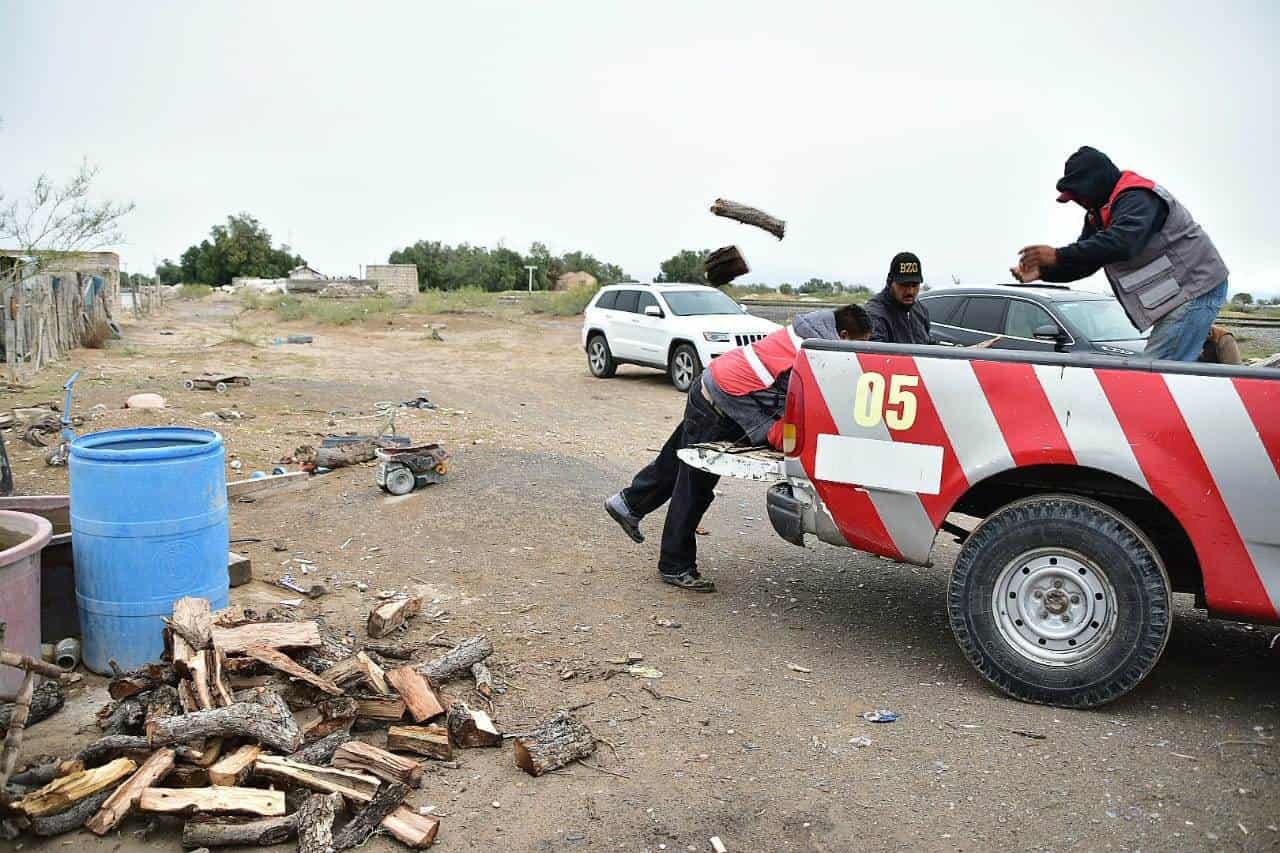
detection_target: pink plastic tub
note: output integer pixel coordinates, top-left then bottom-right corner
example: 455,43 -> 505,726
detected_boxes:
0,510 -> 53,695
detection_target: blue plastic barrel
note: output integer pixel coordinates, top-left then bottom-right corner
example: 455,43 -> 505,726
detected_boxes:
69,427 -> 229,674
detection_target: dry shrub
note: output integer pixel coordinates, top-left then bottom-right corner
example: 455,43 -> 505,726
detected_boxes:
82,317 -> 112,349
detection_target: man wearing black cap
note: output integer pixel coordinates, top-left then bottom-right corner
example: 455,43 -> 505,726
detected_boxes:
866,251 -> 933,345
1012,146 -> 1228,361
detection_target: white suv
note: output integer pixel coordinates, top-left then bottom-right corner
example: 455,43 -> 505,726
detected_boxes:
581,283 -> 781,392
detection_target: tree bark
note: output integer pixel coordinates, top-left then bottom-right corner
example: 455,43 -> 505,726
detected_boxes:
446,703 -> 501,748
96,696 -> 146,735
470,661 -> 495,699
417,636 -> 492,682
0,680 -> 63,735
332,782 -> 409,851
181,813 -> 296,848
147,702 -> 304,754
28,786 -> 113,836
287,729 -> 352,765
709,198 -> 786,240
513,711 -> 596,776
295,792 -> 343,853
243,646 -> 343,695
107,663 -> 178,700
86,747 -> 176,835
702,245 -> 750,286
78,734 -> 151,766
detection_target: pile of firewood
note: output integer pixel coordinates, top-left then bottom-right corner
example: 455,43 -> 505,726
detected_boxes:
0,595 -> 596,849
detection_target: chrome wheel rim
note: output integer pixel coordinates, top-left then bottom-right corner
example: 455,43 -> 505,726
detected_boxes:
992,548 -> 1117,666
588,340 -> 607,373
673,351 -> 695,389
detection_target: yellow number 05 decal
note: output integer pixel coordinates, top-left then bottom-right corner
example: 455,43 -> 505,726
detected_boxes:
853,372 -> 919,431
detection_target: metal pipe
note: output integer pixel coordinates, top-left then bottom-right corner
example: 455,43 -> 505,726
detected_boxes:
54,637 -> 80,671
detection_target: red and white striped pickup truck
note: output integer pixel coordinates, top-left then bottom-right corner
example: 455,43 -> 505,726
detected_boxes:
683,342 -> 1279,708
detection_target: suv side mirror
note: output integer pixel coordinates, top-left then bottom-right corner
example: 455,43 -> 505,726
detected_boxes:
644,305 -> 663,318
1033,323 -> 1064,341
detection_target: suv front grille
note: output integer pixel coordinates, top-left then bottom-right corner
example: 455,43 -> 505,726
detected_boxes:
734,333 -> 767,347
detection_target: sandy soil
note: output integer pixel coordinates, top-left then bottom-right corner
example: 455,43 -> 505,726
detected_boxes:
7,295 -> 1278,853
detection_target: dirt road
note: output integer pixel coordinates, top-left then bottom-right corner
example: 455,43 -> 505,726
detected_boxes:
11,296 -> 1279,852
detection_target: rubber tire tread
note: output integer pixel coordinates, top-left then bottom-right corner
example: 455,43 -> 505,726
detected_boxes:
948,494 -> 1171,709
587,333 -> 617,378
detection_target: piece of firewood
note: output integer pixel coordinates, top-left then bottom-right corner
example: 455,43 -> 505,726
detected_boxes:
168,597 -> 214,672
0,649 -> 67,680
108,662 -> 178,701
15,756 -> 137,817
166,765 -> 210,787
447,702 -> 501,748
177,680 -> 200,714
381,806 -> 440,849
321,652 -> 389,695
287,729 -> 353,765
182,812 -> 297,847
295,791 -> 343,853
243,646 -> 343,696
301,697 -> 358,741
212,622 -> 322,654
184,737 -> 225,767
0,679 -> 65,735
385,666 -> 445,722
0,670 -> 35,788
207,744 -> 261,786
29,787 -> 114,836
333,741 -> 423,787
333,782 -> 409,850
366,596 -> 423,639
709,197 -> 786,240
702,245 -> 750,286
187,654 -> 216,710
144,683 -> 183,726
354,695 -> 406,721
387,725 -> 452,761
211,648 -> 233,706
362,642 -> 421,660
78,734 -> 150,766
470,661 -> 495,699
252,755 -> 380,802
417,636 -> 492,682
139,786 -> 285,817
147,701 -> 303,754
513,711 -> 596,776
86,747 -> 176,835
211,604 -> 266,628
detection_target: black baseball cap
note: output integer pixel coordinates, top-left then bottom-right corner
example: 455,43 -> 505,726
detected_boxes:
887,251 -> 923,285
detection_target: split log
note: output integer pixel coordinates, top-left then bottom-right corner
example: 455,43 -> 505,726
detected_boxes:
244,646 -> 343,695
212,605 -> 266,629
252,755 -> 380,802
108,662 -> 178,700
97,696 -> 146,735
182,813 -> 297,848
0,649 -> 66,680
29,787 -> 113,836
446,702 -> 501,748
211,648 -> 233,706
86,747 -> 176,835
177,680 -> 200,713
166,765 -> 210,787
366,597 -> 422,639
332,782 -> 409,851
709,197 -> 786,240
300,697 -> 358,740
381,807 -> 439,849
187,653 -> 217,709
0,670 -> 34,787
10,761 -> 58,787
139,786 -> 285,818
287,729 -> 352,765
182,737 -> 225,767
213,621 -> 322,654
15,756 -> 137,817
513,711 -> 596,776
321,652 -> 388,694
147,701 -> 304,754
386,666 -> 445,722
702,245 -> 750,286
295,791 -> 342,853
471,662 -> 495,699
387,725 -> 452,761
0,679 -> 64,734
362,642 -> 421,660
207,744 -> 261,786
78,734 -> 150,766
418,636 -> 493,682
332,741 -> 423,787
144,683 -> 183,725
354,695 -> 406,721
168,597 -> 214,670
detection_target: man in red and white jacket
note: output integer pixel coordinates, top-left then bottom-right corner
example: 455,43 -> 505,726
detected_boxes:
605,305 -> 872,592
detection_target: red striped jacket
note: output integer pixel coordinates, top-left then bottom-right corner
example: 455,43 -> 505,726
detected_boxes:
708,324 -> 804,396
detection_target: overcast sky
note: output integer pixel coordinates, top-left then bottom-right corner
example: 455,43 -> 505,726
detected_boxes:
1,1 -> 1275,294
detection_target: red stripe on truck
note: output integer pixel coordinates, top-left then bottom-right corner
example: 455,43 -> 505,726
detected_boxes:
1233,376 -> 1280,479
970,360 -> 1076,467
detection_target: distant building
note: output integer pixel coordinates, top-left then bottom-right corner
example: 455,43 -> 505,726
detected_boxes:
0,249 -> 121,309
554,271 -> 597,292
289,263 -> 325,280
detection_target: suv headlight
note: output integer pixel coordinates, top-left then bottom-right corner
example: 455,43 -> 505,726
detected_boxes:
702,331 -> 732,342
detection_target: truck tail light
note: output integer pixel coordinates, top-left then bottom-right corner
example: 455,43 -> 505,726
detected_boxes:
782,371 -> 805,456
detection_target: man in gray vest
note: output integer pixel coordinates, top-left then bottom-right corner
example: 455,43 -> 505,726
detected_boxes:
1012,146 -> 1228,361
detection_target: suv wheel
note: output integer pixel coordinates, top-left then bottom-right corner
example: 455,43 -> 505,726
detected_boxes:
587,334 -> 616,378
947,494 -> 1171,709
669,343 -> 701,393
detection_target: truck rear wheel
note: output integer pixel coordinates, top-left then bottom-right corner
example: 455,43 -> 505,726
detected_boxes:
947,494 -> 1171,709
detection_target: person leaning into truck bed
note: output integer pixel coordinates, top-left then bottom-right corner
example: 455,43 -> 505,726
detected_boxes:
866,251 -> 933,345
1013,146 -> 1229,362
604,305 -> 873,592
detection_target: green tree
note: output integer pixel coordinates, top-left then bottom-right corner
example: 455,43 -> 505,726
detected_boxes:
155,258 -> 183,285
387,240 -> 629,291
1232,292 -> 1253,305
655,249 -> 709,283
778,283 -> 794,295
176,214 -> 304,286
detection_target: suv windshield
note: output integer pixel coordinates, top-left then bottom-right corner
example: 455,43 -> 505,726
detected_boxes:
1055,299 -> 1147,342
662,290 -> 743,316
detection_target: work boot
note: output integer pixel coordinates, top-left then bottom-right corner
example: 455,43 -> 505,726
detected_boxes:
605,493 -> 644,543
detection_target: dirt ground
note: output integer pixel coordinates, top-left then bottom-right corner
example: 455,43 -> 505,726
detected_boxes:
8,295 -> 1279,853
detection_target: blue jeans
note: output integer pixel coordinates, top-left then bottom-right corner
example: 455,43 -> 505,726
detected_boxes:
1144,280 -> 1228,362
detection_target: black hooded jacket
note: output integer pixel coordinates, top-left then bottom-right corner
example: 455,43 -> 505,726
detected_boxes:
866,287 -> 932,344
1040,146 -> 1169,283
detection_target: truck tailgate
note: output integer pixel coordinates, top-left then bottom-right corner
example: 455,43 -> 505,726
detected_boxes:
676,442 -> 785,482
